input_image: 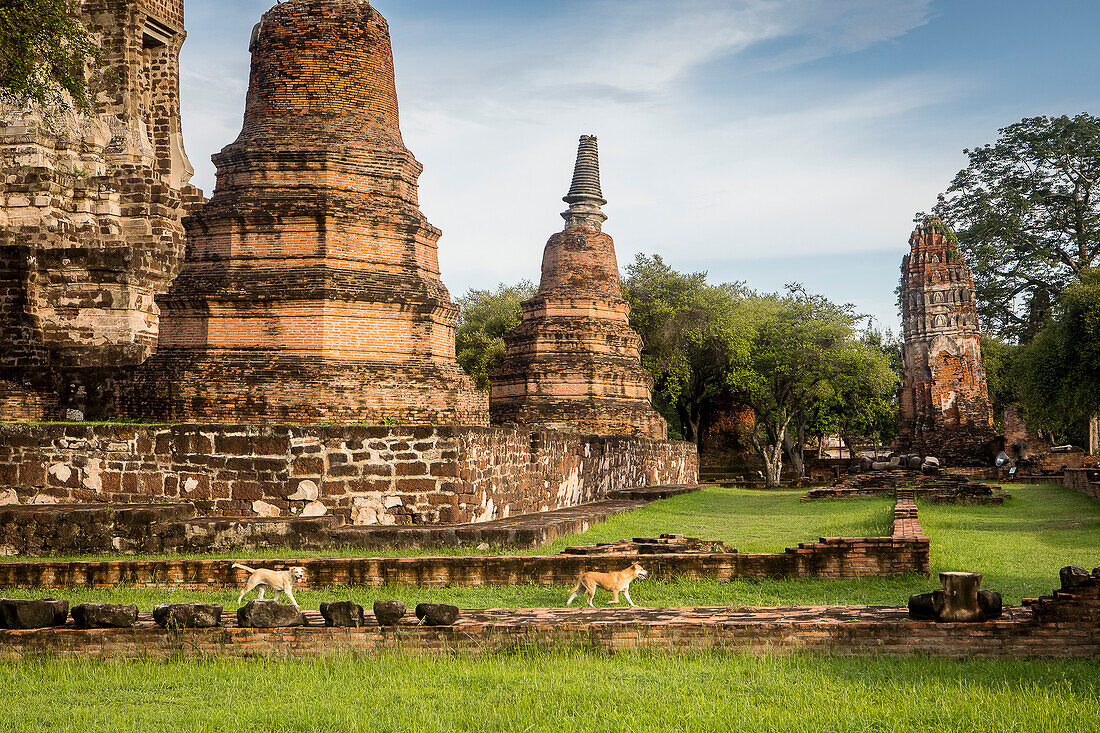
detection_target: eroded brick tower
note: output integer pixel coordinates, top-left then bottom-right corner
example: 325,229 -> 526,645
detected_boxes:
490,136 -> 666,439
0,0 -> 199,419
898,218 -> 995,462
143,0 -> 487,424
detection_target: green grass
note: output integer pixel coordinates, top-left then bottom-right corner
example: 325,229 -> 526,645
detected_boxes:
0,486 -> 894,562
0,652 -> 1096,733
0,483 -> 1096,608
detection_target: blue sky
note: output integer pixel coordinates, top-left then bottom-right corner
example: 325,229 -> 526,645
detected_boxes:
177,0 -> 1100,333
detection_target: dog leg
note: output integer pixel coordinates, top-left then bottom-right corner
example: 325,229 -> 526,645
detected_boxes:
257,586 -> 266,601
238,577 -> 258,606
566,590 -> 578,606
285,586 -> 299,610
609,589 -> 620,604
624,588 -> 636,607
586,583 -> 596,608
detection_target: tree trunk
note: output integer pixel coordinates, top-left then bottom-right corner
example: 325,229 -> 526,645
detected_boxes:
782,433 -> 804,480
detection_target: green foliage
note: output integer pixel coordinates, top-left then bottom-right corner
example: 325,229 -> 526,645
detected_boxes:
931,114 -> 1100,340
1014,268 -> 1100,443
0,0 -> 101,111
454,281 -> 536,389
727,286 -> 890,486
827,327 -> 900,454
979,335 -> 1019,428
622,254 -> 749,445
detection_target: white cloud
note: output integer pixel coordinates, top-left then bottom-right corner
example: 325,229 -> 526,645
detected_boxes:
178,0 -> 948,331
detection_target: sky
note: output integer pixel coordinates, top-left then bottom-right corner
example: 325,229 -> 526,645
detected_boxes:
176,0 -> 1100,333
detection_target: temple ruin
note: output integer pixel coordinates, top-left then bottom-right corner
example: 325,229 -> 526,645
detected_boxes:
0,0 -> 200,420
898,218 -> 996,462
490,136 -> 667,439
132,0 -> 487,423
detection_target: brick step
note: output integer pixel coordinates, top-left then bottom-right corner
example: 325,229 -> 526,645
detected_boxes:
605,484 -> 701,500
326,500 -> 645,550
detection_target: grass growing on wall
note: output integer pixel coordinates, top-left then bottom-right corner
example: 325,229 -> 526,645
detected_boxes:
0,652 -> 1097,733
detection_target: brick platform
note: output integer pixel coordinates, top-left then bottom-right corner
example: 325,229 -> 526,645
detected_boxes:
0,492 -> 927,588
1,598 -> 1096,660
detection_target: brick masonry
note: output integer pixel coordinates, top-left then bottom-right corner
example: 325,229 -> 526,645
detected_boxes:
0,493 -> 927,584
0,0 -> 202,420
898,219 -> 996,463
135,0 -> 486,425
490,137 -> 666,439
0,423 -> 697,527
1,590 -> 1097,660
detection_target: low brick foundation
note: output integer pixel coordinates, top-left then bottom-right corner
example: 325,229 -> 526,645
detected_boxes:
0,495 -> 928,587
0,600 -> 1096,660
1062,469 -> 1100,500
0,423 -> 696,526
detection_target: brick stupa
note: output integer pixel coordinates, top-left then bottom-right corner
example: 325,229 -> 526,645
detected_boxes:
490,136 -> 666,439
142,0 -> 487,424
898,218 -> 995,462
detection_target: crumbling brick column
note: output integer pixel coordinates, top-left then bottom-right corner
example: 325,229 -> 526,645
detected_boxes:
490,136 -> 666,439
0,0 -> 197,419
897,218 -> 995,463
138,0 -> 487,424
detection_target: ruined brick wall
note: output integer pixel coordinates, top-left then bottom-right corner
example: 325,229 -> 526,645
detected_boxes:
141,0 -> 485,425
0,0 -> 195,420
491,137 -> 666,439
0,424 -> 696,525
898,219 -> 995,463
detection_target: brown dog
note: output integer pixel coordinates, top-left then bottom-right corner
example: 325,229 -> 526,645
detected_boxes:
232,563 -> 306,609
566,562 -> 649,607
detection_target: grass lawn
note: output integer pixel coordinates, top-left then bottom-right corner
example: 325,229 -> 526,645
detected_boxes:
0,652 -> 1096,733
0,483 -> 1096,609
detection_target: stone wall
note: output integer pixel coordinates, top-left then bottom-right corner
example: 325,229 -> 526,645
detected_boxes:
0,424 -> 696,525
2,582 -> 1098,660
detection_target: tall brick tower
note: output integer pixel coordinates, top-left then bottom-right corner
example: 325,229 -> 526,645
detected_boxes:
0,0 -> 198,420
898,218 -> 995,462
490,136 -> 667,439
142,0 -> 487,424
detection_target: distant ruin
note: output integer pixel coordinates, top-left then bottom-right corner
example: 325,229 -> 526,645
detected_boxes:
898,218 -> 996,462
490,137 -> 667,439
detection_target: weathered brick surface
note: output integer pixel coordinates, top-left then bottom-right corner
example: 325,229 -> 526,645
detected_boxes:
491,137 -> 666,439
0,423 -> 697,528
1,599 -> 1097,660
139,0 -> 485,424
0,493 -> 926,583
898,219 -> 996,463
0,0 -> 199,420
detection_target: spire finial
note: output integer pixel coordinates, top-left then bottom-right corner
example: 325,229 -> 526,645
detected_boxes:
561,135 -> 607,230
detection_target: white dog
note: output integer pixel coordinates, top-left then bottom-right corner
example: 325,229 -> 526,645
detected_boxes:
232,563 -> 306,609
566,562 -> 649,608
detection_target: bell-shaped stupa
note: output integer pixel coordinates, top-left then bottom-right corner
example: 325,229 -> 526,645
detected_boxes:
490,136 -> 666,438
144,0 -> 487,424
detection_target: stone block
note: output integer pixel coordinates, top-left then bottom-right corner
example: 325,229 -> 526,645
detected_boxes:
152,603 -> 223,629
415,602 -> 459,626
236,600 -> 305,628
0,597 -> 68,629
373,600 -> 406,626
320,601 -> 365,627
71,602 -> 138,628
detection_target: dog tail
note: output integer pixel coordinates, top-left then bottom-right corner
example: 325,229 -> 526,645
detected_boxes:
231,563 -> 254,573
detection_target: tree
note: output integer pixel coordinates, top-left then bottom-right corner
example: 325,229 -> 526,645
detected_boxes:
622,254 -> 749,446
729,287 -> 882,488
1013,268 -> 1100,444
454,281 -> 536,389
931,114 -> 1100,341
830,328 -> 900,459
0,0 -> 101,111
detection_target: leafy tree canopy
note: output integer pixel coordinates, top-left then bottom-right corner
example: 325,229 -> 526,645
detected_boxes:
1013,268 -> 1100,444
621,254 -> 749,445
454,281 -> 536,390
0,0 -> 101,111
930,114 -> 1100,341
